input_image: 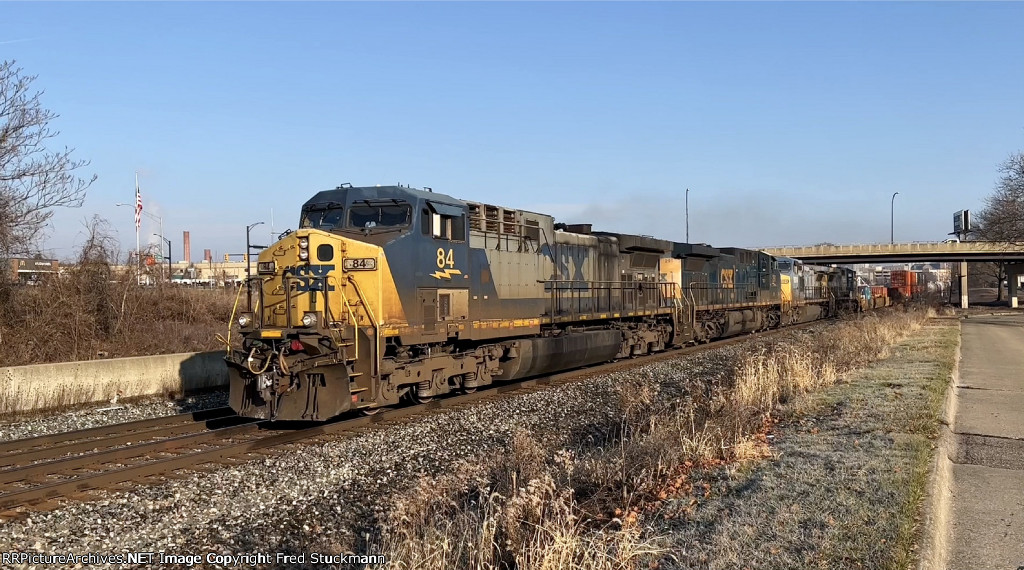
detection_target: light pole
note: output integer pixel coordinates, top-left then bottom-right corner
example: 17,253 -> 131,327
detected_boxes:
685,188 -> 690,243
117,203 -> 163,262
890,192 -> 899,244
154,234 -> 171,281
246,222 -> 265,310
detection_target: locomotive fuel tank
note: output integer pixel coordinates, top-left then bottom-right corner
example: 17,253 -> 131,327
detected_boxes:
493,330 -> 622,380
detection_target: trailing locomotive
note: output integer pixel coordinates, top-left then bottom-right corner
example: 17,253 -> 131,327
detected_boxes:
225,184 -> 864,421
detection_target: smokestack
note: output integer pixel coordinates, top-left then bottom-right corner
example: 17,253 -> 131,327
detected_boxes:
183,231 -> 191,263
204,249 -> 212,263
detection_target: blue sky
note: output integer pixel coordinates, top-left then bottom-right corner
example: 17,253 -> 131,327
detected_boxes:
3,2 -> 1023,261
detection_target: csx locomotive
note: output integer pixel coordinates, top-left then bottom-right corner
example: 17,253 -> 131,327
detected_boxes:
226,184 -> 866,421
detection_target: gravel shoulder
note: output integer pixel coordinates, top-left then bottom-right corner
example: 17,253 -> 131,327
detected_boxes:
0,325 -> 819,568
653,318 -> 959,569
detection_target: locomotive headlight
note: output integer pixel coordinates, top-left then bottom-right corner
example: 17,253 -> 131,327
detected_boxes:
300,312 -> 317,327
298,249 -> 309,261
237,312 -> 254,328
298,237 -> 309,249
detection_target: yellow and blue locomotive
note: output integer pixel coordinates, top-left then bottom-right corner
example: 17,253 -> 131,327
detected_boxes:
226,184 -> 859,421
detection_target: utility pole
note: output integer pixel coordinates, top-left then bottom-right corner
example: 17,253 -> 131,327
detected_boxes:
890,192 -> 899,244
685,188 -> 690,243
154,235 -> 171,282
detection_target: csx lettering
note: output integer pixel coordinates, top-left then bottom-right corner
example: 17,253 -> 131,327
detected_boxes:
295,264 -> 336,292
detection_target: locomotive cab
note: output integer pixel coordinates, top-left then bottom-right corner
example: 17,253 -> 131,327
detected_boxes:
226,185 -> 473,420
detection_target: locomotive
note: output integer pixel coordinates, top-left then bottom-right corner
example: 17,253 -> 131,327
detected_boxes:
226,184 -> 862,421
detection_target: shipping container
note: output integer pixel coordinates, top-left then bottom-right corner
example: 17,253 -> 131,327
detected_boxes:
890,270 -> 919,289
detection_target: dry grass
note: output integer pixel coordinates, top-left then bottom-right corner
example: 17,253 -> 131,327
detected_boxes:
0,218 -> 238,367
372,307 -> 939,569
376,435 -> 666,570
0,274 -> 236,367
732,309 -> 926,420
658,318 -> 960,570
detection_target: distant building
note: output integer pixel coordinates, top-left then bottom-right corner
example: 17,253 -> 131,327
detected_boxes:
7,258 -> 59,284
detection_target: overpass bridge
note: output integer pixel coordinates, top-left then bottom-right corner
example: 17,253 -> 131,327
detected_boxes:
759,241 -> 1024,309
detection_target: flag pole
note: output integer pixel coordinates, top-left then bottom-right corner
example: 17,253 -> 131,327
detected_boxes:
135,171 -> 140,271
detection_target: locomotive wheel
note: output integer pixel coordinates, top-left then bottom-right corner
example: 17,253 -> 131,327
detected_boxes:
461,372 -> 479,394
408,391 -> 434,404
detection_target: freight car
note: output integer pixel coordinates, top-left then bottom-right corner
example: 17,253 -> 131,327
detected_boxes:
225,184 -> 860,421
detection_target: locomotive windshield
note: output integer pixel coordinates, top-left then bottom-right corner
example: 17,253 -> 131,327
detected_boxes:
348,201 -> 411,229
300,207 -> 346,230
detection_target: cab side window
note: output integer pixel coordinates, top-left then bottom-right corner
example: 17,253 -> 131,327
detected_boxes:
432,214 -> 466,241
424,203 -> 466,242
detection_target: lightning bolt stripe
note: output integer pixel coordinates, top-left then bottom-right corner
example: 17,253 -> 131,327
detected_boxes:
430,268 -> 463,279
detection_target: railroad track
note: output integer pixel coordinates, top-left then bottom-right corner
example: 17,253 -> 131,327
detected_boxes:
0,321 -> 823,520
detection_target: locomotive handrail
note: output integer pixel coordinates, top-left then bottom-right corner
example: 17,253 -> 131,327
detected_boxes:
685,281 -> 761,308
346,275 -> 380,380
538,279 -> 673,318
328,275 -> 360,361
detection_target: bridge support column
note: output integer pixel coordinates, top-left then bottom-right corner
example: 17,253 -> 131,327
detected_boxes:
1007,263 -> 1023,308
960,261 -> 969,309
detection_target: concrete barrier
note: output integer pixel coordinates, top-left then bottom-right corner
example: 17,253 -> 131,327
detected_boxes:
0,351 -> 229,415
918,319 -> 961,570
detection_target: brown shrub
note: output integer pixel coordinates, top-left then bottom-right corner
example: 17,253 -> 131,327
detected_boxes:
0,221 -> 238,367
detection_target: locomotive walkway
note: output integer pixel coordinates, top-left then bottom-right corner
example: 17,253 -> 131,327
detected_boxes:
929,313 -> 1024,569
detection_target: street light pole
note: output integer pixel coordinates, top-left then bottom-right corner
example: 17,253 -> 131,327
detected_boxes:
246,221 -> 265,310
154,235 -> 171,282
890,192 -> 899,244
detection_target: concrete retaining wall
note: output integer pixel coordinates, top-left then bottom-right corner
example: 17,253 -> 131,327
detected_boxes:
0,351 -> 229,415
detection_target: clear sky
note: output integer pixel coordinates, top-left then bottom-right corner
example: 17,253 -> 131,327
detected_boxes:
3,1 -> 1023,262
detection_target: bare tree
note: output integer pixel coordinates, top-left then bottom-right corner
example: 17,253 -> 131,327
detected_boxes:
975,151 -> 1024,244
0,60 -> 96,259
972,151 -> 1024,301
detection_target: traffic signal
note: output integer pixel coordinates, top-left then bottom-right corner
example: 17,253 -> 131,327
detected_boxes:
242,254 -> 248,264
224,254 -> 230,262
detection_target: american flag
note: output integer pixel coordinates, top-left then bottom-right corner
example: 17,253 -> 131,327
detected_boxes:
134,180 -> 143,231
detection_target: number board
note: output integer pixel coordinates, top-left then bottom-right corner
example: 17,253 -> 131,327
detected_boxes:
343,257 -> 377,271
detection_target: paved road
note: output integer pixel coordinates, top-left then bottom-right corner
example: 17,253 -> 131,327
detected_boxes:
945,314 -> 1024,570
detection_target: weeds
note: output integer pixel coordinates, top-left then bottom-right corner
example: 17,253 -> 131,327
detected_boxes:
0,219 -> 235,367
373,308 -> 936,569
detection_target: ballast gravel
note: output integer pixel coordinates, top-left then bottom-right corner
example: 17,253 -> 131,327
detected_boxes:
0,326 -> 825,568
0,390 -> 228,442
